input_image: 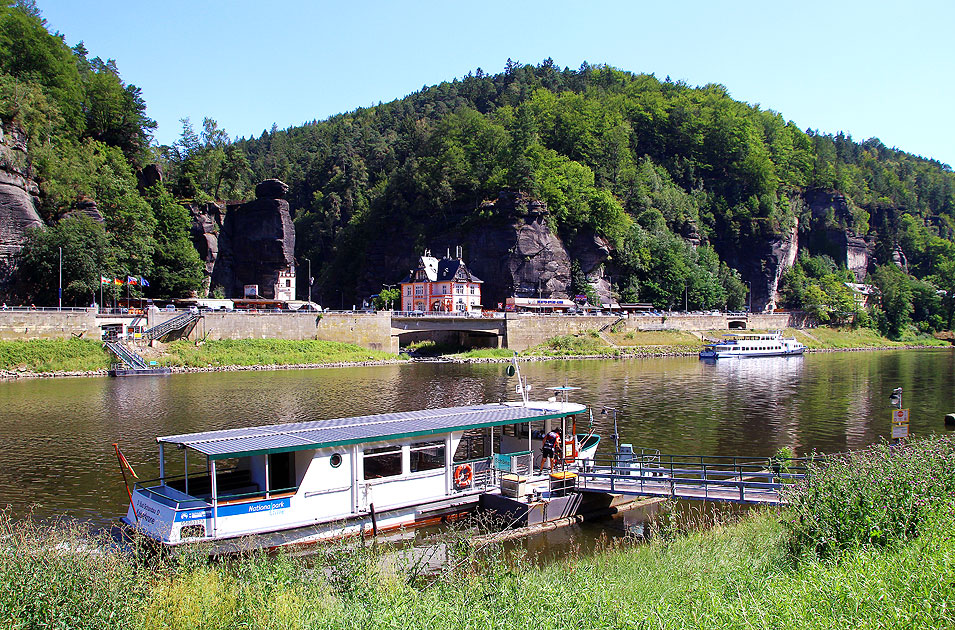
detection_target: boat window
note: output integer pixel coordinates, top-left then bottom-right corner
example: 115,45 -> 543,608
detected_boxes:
330,453 -> 343,468
363,445 -> 402,480
410,439 -> 445,473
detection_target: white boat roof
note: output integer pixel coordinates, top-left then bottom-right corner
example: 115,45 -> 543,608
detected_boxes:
158,402 -> 586,460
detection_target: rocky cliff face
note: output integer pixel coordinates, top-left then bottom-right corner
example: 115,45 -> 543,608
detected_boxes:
186,201 -> 224,294
801,188 -> 875,282
357,192 -> 611,308
0,122 -> 44,300
212,179 -> 295,299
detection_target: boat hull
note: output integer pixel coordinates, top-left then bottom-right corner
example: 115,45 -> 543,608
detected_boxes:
699,348 -> 805,359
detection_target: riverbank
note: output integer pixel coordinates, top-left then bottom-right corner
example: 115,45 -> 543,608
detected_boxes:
4,435 -> 954,629
0,327 -> 950,379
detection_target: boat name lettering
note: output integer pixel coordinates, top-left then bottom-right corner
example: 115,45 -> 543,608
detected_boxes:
136,501 -> 160,516
247,500 -> 289,513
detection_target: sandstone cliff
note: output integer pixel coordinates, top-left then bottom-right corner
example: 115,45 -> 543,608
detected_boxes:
0,121 -> 43,300
212,179 -> 295,299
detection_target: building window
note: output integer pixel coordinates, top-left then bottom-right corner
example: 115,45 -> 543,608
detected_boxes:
363,445 -> 402,480
406,287 -> 411,296
410,439 -> 445,473
470,286 -> 475,295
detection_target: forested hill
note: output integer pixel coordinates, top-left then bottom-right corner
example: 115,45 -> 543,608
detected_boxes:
1,0 -> 953,337
229,60 -> 954,333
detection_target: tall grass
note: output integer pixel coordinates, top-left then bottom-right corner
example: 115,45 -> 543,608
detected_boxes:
3,436 -> 955,628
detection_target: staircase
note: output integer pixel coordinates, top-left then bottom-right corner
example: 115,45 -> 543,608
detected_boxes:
143,310 -> 202,341
104,341 -> 149,370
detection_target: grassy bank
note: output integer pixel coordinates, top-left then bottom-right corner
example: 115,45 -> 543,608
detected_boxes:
526,325 -> 949,357
157,339 -> 401,368
0,338 -> 111,372
0,338 -> 402,374
4,435 -> 955,628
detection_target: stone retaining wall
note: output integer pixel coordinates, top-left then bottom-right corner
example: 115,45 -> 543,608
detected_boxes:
0,309 -> 97,340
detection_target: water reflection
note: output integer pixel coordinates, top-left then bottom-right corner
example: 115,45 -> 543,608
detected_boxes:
0,350 -> 951,526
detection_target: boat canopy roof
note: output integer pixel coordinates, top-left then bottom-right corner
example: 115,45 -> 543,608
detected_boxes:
158,402 -> 585,460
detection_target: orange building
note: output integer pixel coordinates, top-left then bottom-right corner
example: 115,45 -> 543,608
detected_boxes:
400,253 -> 483,313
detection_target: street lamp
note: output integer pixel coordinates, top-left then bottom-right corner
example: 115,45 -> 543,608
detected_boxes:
383,284 -> 396,311
745,281 -> 752,313
303,257 -> 312,306
58,246 -> 62,311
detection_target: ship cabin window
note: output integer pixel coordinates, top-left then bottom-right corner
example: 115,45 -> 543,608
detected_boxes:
363,445 -> 402,480
410,439 -> 445,473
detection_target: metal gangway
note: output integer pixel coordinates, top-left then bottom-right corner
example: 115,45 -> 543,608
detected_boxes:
574,448 -> 807,505
104,340 -> 150,370
143,310 -> 202,341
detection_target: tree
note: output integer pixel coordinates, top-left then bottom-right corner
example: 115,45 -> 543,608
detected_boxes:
16,216 -> 114,305
143,185 -> 204,297
373,287 -> 400,310
870,264 -> 914,338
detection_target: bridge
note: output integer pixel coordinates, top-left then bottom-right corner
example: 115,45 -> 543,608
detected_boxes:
573,450 -> 807,505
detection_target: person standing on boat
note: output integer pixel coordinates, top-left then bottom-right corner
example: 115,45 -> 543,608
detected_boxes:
540,428 -> 562,473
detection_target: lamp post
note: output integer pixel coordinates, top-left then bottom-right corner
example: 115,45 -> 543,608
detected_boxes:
58,247 -> 62,311
383,284 -> 396,311
303,257 -> 312,306
745,281 -> 752,313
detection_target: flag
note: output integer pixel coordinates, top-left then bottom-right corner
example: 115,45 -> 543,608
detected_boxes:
114,278 -> 123,285
100,276 -> 110,285
126,276 -> 138,285
140,277 -> 150,287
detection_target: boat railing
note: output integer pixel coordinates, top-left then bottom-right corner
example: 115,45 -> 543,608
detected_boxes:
491,450 -> 534,477
452,456 -> 492,492
133,472 -> 299,511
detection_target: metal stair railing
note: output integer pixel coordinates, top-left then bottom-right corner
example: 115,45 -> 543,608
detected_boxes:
104,341 -> 149,370
143,311 -> 202,341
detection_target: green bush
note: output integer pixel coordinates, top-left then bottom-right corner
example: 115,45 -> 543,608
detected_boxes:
785,435 -> 955,559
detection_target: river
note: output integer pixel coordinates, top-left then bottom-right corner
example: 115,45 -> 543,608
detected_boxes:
0,349 -> 952,528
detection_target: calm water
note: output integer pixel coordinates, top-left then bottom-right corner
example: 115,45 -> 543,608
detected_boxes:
0,350 -> 952,527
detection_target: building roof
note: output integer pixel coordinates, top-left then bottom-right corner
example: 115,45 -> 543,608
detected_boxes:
158,402 -> 584,460
401,255 -> 483,285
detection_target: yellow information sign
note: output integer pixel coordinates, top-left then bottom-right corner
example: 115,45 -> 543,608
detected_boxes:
891,408 -> 910,439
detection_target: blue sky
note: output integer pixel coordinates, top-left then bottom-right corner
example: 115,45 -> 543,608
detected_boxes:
37,0 -> 955,166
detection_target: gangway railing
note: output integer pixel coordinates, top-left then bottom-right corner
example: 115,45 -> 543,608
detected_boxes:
143,310 -> 202,341
104,340 -> 149,370
575,451 -> 808,505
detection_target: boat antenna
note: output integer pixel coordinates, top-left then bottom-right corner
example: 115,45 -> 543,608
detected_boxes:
511,352 -> 529,406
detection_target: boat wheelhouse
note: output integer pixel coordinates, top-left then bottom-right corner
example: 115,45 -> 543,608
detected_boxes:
699,331 -> 805,359
124,400 -> 600,550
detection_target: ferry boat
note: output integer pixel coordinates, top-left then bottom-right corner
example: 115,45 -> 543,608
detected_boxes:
699,331 -> 805,359
121,374 -> 601,551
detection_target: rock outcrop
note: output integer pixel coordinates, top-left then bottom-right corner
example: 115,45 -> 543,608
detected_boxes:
211,179 -> 295,299
0,121 -> 44,299
361,191 -> 611,308
801,188 -> 875,282
63,196 -> 104,223
186,201 -> 225,294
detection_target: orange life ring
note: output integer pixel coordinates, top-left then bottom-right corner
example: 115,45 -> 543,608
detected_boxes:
453,463 -> 473,489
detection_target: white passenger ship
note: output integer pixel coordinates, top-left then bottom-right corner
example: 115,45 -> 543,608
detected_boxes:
699,331 -> 805,359
123,391 -> 600,551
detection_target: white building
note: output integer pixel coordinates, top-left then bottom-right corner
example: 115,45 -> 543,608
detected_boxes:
274,267 -> 296,302
400,253 -> 483,313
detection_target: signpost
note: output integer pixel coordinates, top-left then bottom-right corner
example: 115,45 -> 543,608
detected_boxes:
891,408 -> 910,439
889,387 -> 908,441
